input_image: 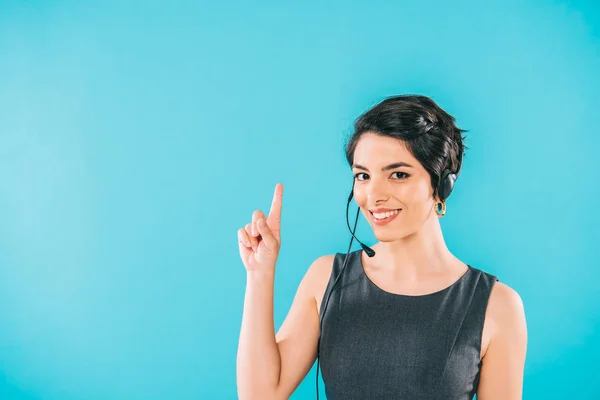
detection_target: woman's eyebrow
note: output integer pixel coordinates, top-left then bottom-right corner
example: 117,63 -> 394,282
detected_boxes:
352,162 -> 414,171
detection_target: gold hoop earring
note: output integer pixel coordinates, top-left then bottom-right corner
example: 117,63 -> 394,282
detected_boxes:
435,201 -> 446,217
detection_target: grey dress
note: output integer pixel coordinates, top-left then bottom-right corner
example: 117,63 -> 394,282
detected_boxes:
318,250 -> 498,399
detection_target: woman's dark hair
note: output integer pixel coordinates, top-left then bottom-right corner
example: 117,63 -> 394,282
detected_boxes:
344,94 -> 468,200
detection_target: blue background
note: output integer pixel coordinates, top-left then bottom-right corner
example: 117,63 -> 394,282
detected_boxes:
1,0 -> 598,399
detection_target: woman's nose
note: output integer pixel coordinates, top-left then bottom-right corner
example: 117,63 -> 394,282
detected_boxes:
366,188 -> 390,204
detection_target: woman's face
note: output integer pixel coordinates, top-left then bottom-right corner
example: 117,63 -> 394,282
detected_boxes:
351,132 -> 438,241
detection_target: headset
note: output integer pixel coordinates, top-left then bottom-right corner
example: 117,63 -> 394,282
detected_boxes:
314,167 -> 458,399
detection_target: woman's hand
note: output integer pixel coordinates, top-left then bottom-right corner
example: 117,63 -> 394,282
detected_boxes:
237,183 -> 283,273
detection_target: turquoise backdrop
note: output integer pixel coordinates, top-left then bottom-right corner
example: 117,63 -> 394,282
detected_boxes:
1,0 -> 598,399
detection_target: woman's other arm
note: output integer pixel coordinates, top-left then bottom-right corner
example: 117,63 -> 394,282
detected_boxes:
477,282 -> 528,400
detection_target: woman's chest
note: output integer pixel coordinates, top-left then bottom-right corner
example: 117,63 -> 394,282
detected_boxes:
320,302 -> 483,399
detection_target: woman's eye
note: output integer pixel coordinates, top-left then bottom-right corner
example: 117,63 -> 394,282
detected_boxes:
393,172 -> 409,179
354,172 -> 408,181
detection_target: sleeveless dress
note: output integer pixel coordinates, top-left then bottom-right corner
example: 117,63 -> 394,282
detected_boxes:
318,250 -> 498,400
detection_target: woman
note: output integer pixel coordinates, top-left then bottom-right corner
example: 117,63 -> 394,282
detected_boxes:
236,95 -> 528,400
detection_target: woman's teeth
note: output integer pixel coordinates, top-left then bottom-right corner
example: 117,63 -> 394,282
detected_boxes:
372,209 -> 400,220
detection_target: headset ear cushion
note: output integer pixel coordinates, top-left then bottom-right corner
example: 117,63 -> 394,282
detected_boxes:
438,169 -> 456,202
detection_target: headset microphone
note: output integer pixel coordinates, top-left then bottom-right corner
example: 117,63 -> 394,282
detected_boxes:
345,188 -> 375,257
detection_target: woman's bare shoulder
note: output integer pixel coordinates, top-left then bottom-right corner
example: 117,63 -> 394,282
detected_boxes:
301,254 -> 336,315
487,280 -> 527,340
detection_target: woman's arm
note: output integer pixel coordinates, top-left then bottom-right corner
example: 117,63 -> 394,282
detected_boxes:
237,269 -> 281,400
236,255 -> 333,400
273,255 -> 333,399
477,282 -> 528,400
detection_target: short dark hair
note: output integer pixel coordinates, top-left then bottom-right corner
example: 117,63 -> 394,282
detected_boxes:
344,95 -> 468,200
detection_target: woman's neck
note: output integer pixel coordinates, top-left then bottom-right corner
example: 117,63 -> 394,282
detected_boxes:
368,217 -> 461,280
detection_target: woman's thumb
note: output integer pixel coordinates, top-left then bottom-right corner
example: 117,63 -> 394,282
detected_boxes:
256,218 -> 278,253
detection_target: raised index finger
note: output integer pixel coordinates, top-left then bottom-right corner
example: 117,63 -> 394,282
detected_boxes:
267,183 -> 283,227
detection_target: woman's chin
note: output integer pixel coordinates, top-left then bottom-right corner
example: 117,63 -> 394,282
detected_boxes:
373,232 -> 401,242
373,228 -> 414,242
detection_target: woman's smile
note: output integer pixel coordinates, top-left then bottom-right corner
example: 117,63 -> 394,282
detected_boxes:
369,209 -> 402,226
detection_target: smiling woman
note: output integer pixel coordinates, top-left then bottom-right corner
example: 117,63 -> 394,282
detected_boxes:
236,95 -> 527,400
314,96 -> 527,399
